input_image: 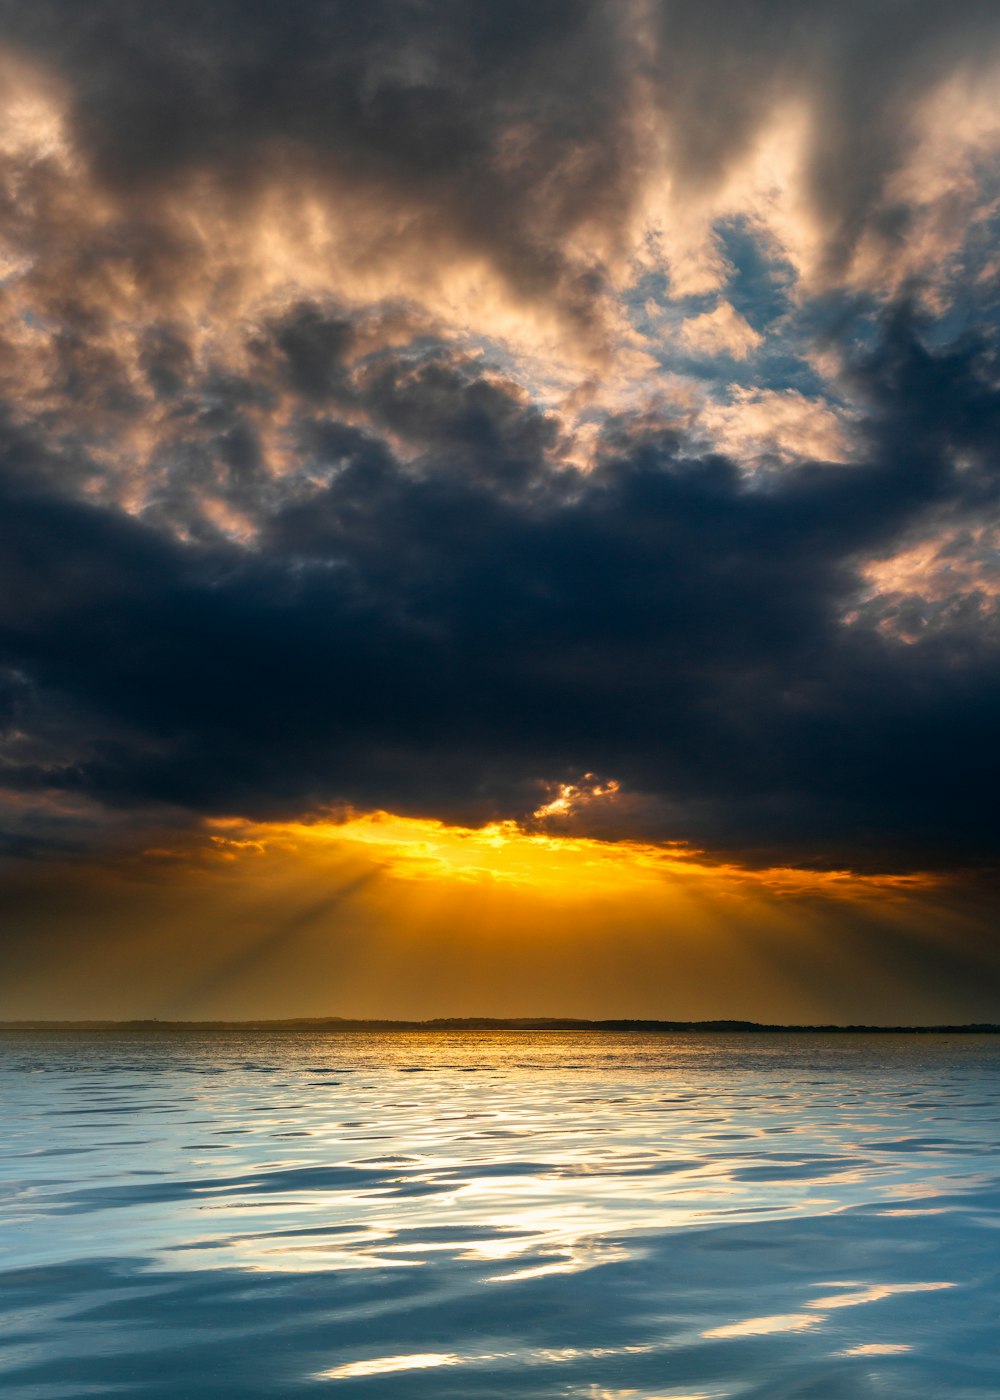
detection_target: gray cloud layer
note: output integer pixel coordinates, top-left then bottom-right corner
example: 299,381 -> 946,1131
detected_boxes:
0,1 -> 999,875
1,302 -> 999,871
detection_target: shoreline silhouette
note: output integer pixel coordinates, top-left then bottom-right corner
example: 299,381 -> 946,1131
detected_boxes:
2,1017 -> 998,1033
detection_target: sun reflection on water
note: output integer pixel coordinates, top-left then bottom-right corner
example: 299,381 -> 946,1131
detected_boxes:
2,1031 -> 998,1397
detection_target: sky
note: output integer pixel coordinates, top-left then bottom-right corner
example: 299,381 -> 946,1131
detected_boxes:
1,0 -> 1000,1023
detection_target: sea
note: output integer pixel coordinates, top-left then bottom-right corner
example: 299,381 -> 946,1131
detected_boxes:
1,1030 -> 998,1398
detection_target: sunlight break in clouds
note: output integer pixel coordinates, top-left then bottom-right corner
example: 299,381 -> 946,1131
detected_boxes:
202,812 -> 938,902
4,10 -> 1000,1400
1,0 -> 1000,1019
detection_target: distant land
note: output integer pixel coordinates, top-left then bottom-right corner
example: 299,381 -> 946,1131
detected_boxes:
1,1017 -> 999,1033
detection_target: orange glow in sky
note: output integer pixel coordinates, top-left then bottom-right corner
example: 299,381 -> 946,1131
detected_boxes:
201,811 -> 936,903
3,808 -> 987,1026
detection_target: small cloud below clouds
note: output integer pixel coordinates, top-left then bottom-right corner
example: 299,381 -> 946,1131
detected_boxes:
845,519 -> 1000,642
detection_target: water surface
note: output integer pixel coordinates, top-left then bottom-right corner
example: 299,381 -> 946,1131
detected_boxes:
1,1030 -> 999,1397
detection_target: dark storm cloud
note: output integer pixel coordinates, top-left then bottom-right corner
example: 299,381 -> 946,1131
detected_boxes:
0,0 -> 634,340
0,0 -> 999,878
1,303 -> 998,873
3,0 -> 1000,327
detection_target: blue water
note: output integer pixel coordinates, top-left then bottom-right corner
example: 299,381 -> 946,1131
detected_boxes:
1,1031 -> 999,1398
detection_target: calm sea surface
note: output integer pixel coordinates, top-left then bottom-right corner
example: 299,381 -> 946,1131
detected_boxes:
1,1030 -> 999,1398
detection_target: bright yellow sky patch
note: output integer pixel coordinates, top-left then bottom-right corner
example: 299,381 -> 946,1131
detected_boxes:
201,810 -> 936,904
0,803 -> 983,1023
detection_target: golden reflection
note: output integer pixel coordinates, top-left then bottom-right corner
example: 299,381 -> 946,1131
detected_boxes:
703,1313 -> 820,1338
807,1281 -> 953,1310
317,1352 -> 460,1379
699,1279 -> 957,1348
315,1344 -> 658,1382
878,1207 -> 950,1217
586,1394 -> 720,1400
484,1238 -> 630,1284
839,1343 -> 913,1356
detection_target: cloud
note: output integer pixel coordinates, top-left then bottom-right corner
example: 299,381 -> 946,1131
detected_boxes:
0,3 -> 997,895
698,388 -> 858,467
679,303 -> 762,360
845,518 -> 1000,642
0,298 -> 997,875
0,0 -> 998,386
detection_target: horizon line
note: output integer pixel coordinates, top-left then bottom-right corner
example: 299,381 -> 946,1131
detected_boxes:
2,1016 -> 999,1034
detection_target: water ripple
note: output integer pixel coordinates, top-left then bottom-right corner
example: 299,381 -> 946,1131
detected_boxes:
1,1030 -> 999,1397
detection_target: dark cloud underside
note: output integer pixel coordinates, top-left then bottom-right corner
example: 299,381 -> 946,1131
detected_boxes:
0,0 -> 998,878
0,306 -> 998,872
